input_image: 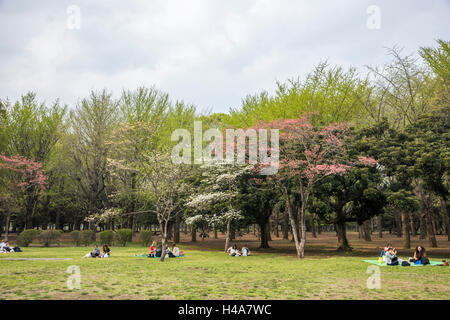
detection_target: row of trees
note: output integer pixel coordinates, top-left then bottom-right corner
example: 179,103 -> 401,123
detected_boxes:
0,40 -> 448,260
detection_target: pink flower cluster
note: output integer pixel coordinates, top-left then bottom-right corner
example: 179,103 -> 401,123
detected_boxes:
0,154 -> 47,190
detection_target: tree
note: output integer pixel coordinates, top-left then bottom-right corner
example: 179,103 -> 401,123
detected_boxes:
386,189 -> 419,248
1,93 -> 66,229
0,155 -> 47,240
256,115 -> 370,258
235,172 -> 279,248
69,90 -> 118,228
407,108 -> 449,241
185,161 -> 246,252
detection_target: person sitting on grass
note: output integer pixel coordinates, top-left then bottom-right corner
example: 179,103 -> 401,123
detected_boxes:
379,242 -> 393,260
227,244 -> 241,256
91,244 -> 101,258
241,244 -> 250,256
171,243 -> 180,257
409,246 -> 430,265
155,244 -> 163,258
1,241 -> 15,253
102,244 -> 111,258
149,241 -> 156,257
385,247 -> 399,266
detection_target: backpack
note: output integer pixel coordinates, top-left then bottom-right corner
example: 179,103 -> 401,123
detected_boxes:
401,261 -> 410,266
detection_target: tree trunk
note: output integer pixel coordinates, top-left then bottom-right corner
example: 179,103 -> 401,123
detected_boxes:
377,215 -> 383,238
274,210 -> 279,238
357,224 -> 362,239
213,225 -> 218,239
298,206 -> 306,258
419,213 -> 427,239
440,198 -> 450,241
363,220 -> 372,241
282,209 -> 289,239
191,227 -> 196,242
230,227 -> 235,240
424,193 -> 438,247
394,210 -> 402,237
159,222 -> 169,262
409,212 -> 416,237
336,220 -> 351,251
310,213 -> 317,238
401,211 -> 410,249
317,217 -> 322,234
282,187 -> 302,258
131,214 -> 137,237
174,213 -> 180,243
224,218 -> 231,252
4,212 -> 11,242
259,222 -> 270,248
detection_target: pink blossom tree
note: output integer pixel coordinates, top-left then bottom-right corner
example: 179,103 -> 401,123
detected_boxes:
0,154 -> 47,239
255,115 -> 376,258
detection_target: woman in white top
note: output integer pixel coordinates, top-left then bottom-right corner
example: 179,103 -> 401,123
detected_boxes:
172,243 -> 180,257
241,245 -> 250,256
227,244 -> 241,256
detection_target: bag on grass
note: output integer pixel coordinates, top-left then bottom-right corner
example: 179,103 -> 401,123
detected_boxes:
401,261 -> 410,266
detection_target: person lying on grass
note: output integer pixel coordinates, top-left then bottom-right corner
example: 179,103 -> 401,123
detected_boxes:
102,244 -> 111,258
409,246 -> 430,265
0,241 -> 20,253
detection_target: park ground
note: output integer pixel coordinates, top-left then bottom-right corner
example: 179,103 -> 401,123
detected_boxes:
0,232 -> 449,300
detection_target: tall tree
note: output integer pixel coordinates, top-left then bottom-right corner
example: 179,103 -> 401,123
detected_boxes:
69,90 -> 118,227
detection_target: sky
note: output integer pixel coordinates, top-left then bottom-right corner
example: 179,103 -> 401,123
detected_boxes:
0,0 -> 449,114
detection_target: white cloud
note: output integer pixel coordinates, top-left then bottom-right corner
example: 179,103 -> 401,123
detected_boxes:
0,0 -> 449,112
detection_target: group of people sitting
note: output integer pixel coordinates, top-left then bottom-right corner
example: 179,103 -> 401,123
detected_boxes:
0,240 -> 22,253
83,244 -> 111,258
226,244 -> 250,256
379,242 -> 430,266
136,241 -> 184,258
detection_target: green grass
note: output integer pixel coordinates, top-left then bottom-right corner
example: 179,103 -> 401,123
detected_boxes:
0,245 -> 449,300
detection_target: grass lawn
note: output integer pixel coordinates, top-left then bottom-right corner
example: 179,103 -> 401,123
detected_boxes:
1,243 -> 449,300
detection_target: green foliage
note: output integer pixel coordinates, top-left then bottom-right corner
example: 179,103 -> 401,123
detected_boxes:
80,230 -> 95,246
115,229 -> 132,247
420,39 -> 450,82
16,229 -> 40,247
138,230 -> 152,247
226,62 -> 366,128
99,230 -> 115,246
38,230 -> 62,247
69,231 -> 82,246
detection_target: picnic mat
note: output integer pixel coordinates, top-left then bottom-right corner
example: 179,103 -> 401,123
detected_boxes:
363,259 -> 443,266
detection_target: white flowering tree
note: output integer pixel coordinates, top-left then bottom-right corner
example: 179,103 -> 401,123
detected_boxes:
185,161 -> 249,252
84,207 -> 122,230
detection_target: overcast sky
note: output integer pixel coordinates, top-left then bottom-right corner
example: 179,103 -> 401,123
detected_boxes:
0,0 -> 449,113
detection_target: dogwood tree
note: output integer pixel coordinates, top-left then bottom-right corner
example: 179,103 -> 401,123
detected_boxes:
255,115 -> 376,258
0,154 -> 47,240
185,161 -> 247,252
